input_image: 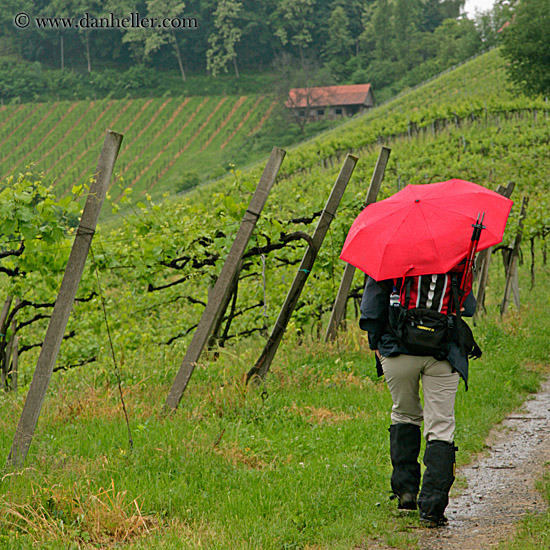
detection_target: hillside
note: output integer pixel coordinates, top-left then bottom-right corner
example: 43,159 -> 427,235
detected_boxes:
2,47 -> 548,374
0,49 -> 529,207
0,93 -> 280,198
1,46 -> 550,549
79,45 -> 548,396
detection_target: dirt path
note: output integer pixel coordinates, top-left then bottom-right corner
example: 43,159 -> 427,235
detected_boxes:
413,378 -> 550,549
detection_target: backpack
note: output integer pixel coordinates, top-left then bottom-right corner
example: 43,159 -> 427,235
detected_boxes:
389,270 -> 479,359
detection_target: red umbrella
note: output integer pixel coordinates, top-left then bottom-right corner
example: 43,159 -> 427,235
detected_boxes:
340,179 -> 513,281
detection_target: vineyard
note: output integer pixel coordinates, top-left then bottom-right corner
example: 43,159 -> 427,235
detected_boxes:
1,47 -> 550,549
1,47 -> 549,394
0,94 -> 277,199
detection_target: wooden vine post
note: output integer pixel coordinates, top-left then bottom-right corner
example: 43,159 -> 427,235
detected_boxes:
500,195 -> 528,317
3,297 -> 20,390
246,153 -> 358,383
164,146 -> 286,411
6,130 -> 123,470
324,146 -> 391,342
0,296 -> 13,388
474,182 -> 515,317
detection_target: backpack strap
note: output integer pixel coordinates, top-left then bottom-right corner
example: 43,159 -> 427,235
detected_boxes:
450,273 -> 482,359
450,274 -> 465,356
402,277 -> 413,309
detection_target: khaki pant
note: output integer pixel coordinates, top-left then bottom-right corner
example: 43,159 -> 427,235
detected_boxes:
380,354 -> 459,443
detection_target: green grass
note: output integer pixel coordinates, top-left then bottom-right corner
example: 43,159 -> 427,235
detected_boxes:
0,255 -> 548,550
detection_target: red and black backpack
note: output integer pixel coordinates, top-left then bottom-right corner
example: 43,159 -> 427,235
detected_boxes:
389,268 -> 480,359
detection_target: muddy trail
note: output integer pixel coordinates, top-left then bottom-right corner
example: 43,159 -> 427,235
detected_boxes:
378,378 -> 550,549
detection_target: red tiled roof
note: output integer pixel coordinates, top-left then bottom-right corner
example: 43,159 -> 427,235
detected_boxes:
286,84 -> 372,108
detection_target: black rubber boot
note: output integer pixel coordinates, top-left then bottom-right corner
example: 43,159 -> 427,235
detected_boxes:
389,423 -> 421,510
418,440 -> 457,527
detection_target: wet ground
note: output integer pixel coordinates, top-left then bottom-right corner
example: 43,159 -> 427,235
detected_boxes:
415,378 -> 550,549
369,378 -> 550,549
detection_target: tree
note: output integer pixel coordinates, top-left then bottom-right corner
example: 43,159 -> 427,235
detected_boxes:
472,0 -> 517,48
342,0 -> 375,56
322,5 -> 353,79
237,0 -> 279,71
206,0 -> 243,77
420,0 -> 446,33
432,17 -> 481,67
356,2 -> 377,62
0,0 -> 35,57
372,0 -> 393,61
440,0 -> 465,20
273,0 -> 314,67
271,52 -> 330,134
122,0 -> 189,82
392,0 -> 421,70
500,0 -> 550,96
51,0 -> 103,73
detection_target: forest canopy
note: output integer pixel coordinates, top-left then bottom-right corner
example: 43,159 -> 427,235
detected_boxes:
0,0 -> 514,103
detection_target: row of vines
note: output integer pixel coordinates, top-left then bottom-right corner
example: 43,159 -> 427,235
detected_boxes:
0,94 -> 275,200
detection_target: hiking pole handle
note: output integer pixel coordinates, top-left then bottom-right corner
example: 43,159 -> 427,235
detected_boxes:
460,212 -> 486,292
470,212 -> 485,243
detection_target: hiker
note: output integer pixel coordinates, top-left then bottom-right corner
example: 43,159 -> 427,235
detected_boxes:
359,268 -> 480,527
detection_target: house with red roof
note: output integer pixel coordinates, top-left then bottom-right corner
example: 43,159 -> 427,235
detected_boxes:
285,83 -> 374,121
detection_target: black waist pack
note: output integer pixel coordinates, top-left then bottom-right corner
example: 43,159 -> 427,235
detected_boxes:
392,306 -> 452,359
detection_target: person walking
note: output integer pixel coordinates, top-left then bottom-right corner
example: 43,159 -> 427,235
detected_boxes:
359,268 -> 480,527
338,178 -> 512,526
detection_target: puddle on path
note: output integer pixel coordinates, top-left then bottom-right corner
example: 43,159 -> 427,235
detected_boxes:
415,378 -> 550,549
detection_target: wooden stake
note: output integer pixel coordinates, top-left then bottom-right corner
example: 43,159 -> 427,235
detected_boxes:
164,147 -> 286,411
474,182 -> 515,318
4,297 -> 19,390
11,335 -> 18,392
0,295 -> 13,387
6,130 -> 123,469
500,195 -> 528,317
324,147 -> 390,342
247,154 -> 358,383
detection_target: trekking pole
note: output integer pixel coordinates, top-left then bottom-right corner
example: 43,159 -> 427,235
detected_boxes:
460,212 -> 485,293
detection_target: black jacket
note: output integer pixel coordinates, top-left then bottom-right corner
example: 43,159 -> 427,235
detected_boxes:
359,276 -> 477,389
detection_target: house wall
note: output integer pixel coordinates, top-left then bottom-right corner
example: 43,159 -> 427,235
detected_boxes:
291,101 -> 372,122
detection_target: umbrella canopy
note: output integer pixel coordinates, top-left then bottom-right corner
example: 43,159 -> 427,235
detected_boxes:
340,179 -> 513,281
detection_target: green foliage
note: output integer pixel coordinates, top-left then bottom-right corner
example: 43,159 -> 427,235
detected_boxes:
206,0 -> 243,77
0,58 -> 274,103
0,172 -> 78,290
175,170 -> 200,193
500,0 -> 550,96
123,0 -> 188,81
350,0 -> 490,98
0,0 -> 499,105
273,0 -> 314,62
0,171 -> 102,388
